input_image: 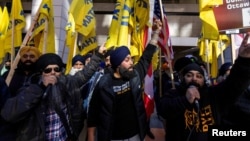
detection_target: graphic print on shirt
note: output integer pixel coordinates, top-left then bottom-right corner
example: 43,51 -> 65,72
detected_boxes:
184,104 -> 215,132
113,81 -> 130,95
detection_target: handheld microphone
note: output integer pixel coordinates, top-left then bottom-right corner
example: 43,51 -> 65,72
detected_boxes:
194,99 -> 200,112
42,84 -> 52,99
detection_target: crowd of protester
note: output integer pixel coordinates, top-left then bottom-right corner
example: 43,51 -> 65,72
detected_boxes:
1,19 -> 250,141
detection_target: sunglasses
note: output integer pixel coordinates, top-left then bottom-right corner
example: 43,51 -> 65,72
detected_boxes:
43,67 -> 61,73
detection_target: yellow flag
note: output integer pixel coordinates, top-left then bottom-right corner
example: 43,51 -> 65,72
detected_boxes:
199,0 -> 223,40
105,0 -> 123,49
4,0 -> 26,53
134,0 -> 149,30
117,0 -> 133,47
0,7 -> 9,40
130,0 -> 150,61
29,0 -> 55,53
69,0 -> 96,36
11,0 -> 26,30
79,30 -> 97,56
0,7 -> 9,62
199,0 -> 223,11
65,13 -> 77,74
198,34 -> 230,78
200,10 -> 219,40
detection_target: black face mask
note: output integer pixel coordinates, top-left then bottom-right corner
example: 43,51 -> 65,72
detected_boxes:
119,66 -> 135,80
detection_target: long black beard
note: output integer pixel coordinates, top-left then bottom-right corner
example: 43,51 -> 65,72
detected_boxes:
45,85 -> 66,110
19,61 -> 36,72
119,66 -> 135,80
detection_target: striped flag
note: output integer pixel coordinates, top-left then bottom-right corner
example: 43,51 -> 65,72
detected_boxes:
143,0 -> 157,120
153,0 -> 173,60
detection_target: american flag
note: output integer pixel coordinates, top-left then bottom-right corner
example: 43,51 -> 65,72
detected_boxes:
154,0 -> 173,60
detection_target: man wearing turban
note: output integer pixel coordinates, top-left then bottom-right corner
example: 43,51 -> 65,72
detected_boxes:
8,46 -> 41,96
87,19 -> 162,141
1,45 -> 106,141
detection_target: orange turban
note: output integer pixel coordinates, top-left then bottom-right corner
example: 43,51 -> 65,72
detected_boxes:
19,46 -> 41,59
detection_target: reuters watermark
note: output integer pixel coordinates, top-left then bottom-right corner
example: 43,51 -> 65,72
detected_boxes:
209,126 -> 250,140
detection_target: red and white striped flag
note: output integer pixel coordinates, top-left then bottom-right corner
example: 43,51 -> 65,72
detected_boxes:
153,0 -> 173,61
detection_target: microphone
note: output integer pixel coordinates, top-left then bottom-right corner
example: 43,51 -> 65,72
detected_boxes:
42,84 -> 52,99
194,98 -> 200,112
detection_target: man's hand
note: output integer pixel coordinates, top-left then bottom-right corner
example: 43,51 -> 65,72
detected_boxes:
238,32 -> 250,58
152,19 -> 162,32
98,44 -> 107,56
186,86 -> 200,104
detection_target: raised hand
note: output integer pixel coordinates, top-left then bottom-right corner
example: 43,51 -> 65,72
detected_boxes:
152,19 -> 162,32
238,32 -> 250,58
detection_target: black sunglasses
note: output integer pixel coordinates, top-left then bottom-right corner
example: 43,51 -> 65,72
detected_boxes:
43,67 -> 61,73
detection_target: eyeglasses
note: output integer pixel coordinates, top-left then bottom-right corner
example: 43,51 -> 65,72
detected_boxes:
43,67 -> 61,73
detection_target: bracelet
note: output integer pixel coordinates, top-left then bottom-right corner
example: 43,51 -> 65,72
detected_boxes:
151,33 -> 159,41
149,39 -> 158,45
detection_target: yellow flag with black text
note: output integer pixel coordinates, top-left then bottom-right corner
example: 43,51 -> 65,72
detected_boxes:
65,13 -> 77,74
80,30 -> 97,56
69,0 -> 96,36
29,0 -> 55,53
105,0 -> 123,49
4,0 -> 26,53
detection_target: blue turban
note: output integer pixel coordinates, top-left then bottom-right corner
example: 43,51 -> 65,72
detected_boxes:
110,46 -> 130,69
72,54 -> 85,65
218,62 -> 232,76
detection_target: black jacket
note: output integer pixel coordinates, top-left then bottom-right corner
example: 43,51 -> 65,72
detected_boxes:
87,43 -> 157,141
0,76 -> 16,141
1,54 -> 102,141
158,57 -> 250,141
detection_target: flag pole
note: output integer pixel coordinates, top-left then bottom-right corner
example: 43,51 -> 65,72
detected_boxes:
205,39 -> 211,76
230,34 -> 237,63
42,17 -> 49,53
219,37 -> 225,64
158,0 -> 175,89
10,8 -> 15,68
73,32 -> 78,56
5,2 -> 42,85
159,49 -> 163,97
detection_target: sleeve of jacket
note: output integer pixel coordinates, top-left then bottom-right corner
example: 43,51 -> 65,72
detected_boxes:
134,43 -> 158,80
217,56 -> 250,102
73,54 -> 102,86
0,77 -> 10,109
87,81 -> 100,127
1,84 -> 44,123
158,89 -> 192,119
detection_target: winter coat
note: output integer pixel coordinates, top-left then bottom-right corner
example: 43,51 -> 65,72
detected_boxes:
1,54 -> 102,141
158,57 -> 250,141
87,44 -> 157,141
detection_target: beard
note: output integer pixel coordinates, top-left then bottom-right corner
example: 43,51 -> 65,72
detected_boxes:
119,66 -> 136,80
19,61 -> 36,72
44,85 -> 66,110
